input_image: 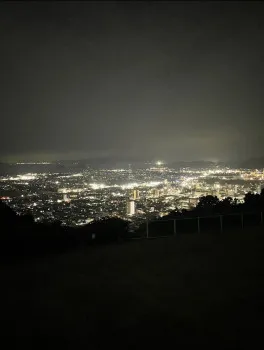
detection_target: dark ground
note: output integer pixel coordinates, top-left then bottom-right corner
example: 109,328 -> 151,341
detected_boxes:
1,228 -> 264,348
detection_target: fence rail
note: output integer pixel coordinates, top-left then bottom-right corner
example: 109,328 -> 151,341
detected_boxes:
133,211 -> 264,239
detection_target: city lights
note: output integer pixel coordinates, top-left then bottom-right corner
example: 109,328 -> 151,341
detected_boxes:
1,164 -> 263,226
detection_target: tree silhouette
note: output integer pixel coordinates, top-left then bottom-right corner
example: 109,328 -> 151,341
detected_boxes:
19,213 -> 35,226
244,192 -> 261,210
196,195 -> 219,214
0,200 -> 17,226
2,185 -> 264,261
216,197 -> 234,214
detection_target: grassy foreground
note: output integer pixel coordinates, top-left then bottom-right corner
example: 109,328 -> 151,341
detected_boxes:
2,228 -> 264,348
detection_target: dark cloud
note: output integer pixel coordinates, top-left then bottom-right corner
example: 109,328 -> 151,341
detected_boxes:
1,1 -> 264,162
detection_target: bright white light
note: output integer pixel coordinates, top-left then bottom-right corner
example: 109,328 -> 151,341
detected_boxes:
112,192 -> 123,197
58,188 -> 84,193
9,173 -> 38,181
89,183 -> 107,190
156,161 -> 163,166
16,162 -> 51,165
121,182 -> 139,190
107,169 -> 126,172
146,181 -> 162,187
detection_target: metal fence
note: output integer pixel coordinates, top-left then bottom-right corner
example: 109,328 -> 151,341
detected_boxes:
133,211 -> 264,239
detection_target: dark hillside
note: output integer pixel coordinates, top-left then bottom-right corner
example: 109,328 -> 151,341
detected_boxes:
1,228 -> 264,348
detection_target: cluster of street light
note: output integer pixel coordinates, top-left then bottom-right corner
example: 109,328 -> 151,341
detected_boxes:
0,162 -> 263,226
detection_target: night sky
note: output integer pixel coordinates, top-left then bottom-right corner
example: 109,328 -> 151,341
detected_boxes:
1,1 -> 264,162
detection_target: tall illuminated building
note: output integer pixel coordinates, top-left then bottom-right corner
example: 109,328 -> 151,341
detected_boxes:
152,189 -> 160,198
214,182 -> 221,197
63,194 -> 70,203
131,189 -> 140,200
126,199 -> 135,216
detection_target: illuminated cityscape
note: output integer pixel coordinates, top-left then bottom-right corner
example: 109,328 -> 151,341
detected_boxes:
0,161 -> 263,227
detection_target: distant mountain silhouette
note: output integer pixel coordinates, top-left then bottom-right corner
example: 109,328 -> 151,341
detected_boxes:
240,157 -> 264,169
168,160 -> 219,169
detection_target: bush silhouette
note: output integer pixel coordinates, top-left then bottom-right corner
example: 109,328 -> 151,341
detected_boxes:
1,186 -> 264,261
81,217 -> 129,243
0,200 -> 129,260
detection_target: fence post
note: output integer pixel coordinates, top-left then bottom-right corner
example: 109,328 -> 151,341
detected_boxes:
241,213 -> 244,229
220,215 -> 223,233
173,219 -> 177,236
197,217 -> 200,233
146,218 -> 149,239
